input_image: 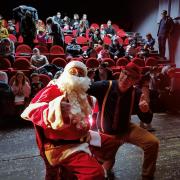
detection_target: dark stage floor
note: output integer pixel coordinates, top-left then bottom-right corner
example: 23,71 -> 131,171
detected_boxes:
0,112 -> 180,180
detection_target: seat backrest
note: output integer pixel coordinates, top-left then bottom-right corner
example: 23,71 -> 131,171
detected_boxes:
145,57 -> 158,66
51,58 -> 67,68
90,23 -> 100,29
116,57 -> 129,66
38,74 -> 51,86
50,45 -> 64,54
8,34 -> 17,43
103,36 -> 112,45
101,58 -> 115,67
65,36 -> 73,44
16,44 -> 32,54
76,36 -> 88,45
34,45 -> 49,53
86,58 -> 100,68
112,72 -> 121,79
112,24 -> 120,32
13,58 -> 31,69
0,58 -> 11,69
131,57 -> 145,67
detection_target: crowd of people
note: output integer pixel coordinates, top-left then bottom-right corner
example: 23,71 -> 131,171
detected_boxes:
0,6 -> 178,180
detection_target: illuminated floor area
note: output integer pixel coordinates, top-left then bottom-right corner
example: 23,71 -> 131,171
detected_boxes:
0,113 -> 180,180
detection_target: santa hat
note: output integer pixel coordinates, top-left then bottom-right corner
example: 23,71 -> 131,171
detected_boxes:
64,61 -> 88,76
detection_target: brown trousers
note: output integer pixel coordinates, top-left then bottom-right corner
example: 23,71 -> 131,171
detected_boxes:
96,123 -> 159,179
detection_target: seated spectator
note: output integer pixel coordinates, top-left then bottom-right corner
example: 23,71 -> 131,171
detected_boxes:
91,28 -> 103,46
81,14 -> 89,29
97,44 -> 110,61
109,38 -> 125,60
0,71 -> 8,83
94,62 -> 113,81
105,20 -> 116,38
7,20 -> 17,36
0,71 -> 15,120
87,68 -> 96,82
83,41 -> 97,59
66,38 -> 83,59
144,33 -> 155,51
30,48 -> 53,77
139,33 -> 156,58
30,47 -> 49,70
125,39 -> 138,59
10,71 -> 31,116
157,65 -> 176,112
0,20 -> 9,39
30,72 -> 44,98
100,24 -> 106,40
88,27 -> 95,39
70,13 -> 80,30
61,16 -> 71,30
36,19 -> 46,34
36,28 -> 49,44
136,71 -> 155,131
0,38 -> 15,65
76,20 -> 87,37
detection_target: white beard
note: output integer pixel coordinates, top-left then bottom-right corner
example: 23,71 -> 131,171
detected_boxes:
56,72 -> 92,129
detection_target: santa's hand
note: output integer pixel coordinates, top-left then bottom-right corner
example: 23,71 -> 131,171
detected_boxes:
139,100 -> 149,112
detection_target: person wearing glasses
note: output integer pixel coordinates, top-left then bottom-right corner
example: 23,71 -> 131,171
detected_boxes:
87,62 -> 159,180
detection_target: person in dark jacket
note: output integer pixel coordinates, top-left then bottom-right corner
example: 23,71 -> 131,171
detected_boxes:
87,62 -> 159,180
94,62 -> 113,81
157,10 -> 174,59
20,10 -> 37,48
109,38 -> 125,60
46,17 -> 64,47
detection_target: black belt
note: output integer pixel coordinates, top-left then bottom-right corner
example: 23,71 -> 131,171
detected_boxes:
46,136 -> 88,146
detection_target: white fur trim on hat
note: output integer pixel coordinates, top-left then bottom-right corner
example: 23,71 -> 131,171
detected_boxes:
64,61 -> 87,76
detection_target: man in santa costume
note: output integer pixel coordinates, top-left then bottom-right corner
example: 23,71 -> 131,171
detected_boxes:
21,61 -> 119,180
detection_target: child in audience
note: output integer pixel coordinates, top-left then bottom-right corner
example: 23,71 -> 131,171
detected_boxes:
30,73 -> 44,98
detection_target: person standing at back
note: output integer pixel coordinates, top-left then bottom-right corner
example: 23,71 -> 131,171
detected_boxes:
157,10 -> 174,59
46,17 -> 64,47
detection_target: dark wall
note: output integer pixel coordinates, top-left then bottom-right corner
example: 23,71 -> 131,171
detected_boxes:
0,0 -> 132,30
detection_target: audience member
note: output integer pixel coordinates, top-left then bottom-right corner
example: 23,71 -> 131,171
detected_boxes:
70,13 -> 80,30
0,71 -> 15,120
0,20 -> 8,39
157,10 -> 174,59
11,71 -> 31,116
20,10 -> 37,48
97,44 -> 110,61
46,17 -> 64,47
81,14 -> 89,29
66,38 -> 83,59
0,38 -> 15,65
53,12 -> 63,26
30,72 -> 44,98
94,62 -> 113,81
105,20 -> 116,38
7,20 -> 17,36
109,38 -> 125,60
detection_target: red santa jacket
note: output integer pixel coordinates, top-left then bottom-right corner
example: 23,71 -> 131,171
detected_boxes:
21,84 -> 90,140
